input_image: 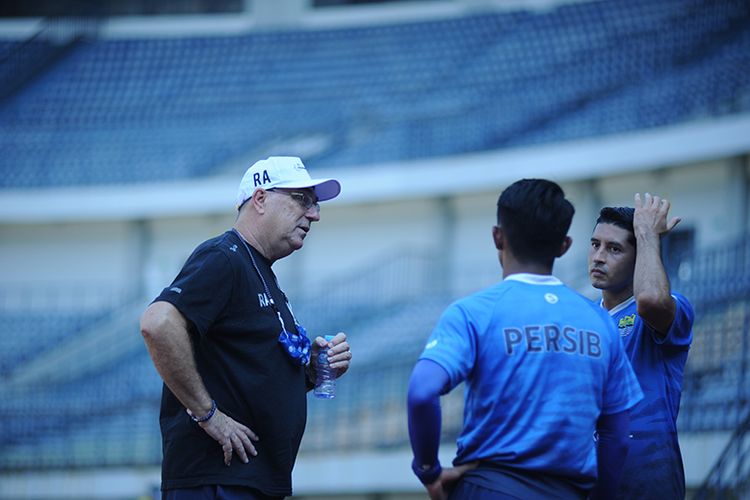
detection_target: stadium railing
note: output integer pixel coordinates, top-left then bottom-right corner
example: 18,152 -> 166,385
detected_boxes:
693,409 -> 750,499
0,16 -> 99,102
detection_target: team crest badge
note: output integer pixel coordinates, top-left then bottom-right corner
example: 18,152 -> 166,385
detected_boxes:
618,314 -> 636,337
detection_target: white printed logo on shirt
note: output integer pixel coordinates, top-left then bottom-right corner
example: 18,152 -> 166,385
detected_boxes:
258,293 -> 272,308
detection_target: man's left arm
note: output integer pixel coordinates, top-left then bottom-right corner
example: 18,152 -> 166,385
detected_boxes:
632,192 -> 682,337
408,359 -> 476,500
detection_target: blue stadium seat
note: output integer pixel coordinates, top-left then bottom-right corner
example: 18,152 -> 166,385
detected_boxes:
0,0 -> 748,188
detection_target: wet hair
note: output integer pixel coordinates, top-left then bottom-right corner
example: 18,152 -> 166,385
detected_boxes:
596,206 -> 636,247
496,179 -> 574,266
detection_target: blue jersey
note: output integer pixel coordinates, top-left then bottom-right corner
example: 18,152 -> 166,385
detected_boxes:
419,274 -> 643,490
606,292 -> 694,500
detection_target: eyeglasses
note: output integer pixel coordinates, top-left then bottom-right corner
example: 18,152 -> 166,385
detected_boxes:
268,189 -> 320,212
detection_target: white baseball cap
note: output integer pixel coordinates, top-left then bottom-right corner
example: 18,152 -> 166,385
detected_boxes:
236,156 -> 341,209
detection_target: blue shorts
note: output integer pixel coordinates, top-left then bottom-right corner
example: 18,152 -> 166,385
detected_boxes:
162,485 -> 283,500
449,463 -> 587,500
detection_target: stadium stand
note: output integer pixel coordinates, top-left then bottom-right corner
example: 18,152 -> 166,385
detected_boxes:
0,248 -> 447,468
1,236 -> 747,472
676,237 -> 750,433
0,310 -> 110,376
672,238 -> 750,496
0,0 -> 748,188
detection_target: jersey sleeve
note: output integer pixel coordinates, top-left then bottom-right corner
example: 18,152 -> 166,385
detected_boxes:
602,319 -> 644,415
650,292 -> 694,348
153,245 -> 234,338
418,302 -> 476,391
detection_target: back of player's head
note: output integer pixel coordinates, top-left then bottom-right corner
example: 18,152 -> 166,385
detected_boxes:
496,179 -> 575,266
596,206 -> 636,246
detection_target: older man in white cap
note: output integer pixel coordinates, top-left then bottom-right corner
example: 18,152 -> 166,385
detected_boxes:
140,157 -> 352,500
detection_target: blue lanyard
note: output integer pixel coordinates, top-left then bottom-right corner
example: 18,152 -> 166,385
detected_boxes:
231,229 -> 311,366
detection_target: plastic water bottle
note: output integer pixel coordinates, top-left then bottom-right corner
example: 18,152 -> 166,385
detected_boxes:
314,335 -> 336,399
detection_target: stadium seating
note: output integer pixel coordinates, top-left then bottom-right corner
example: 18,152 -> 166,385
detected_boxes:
0,344 -> 162,468
0,0 -> 748,188
3,239 -> 747,470
0,310 -> 109,376
674,238 -> 750,434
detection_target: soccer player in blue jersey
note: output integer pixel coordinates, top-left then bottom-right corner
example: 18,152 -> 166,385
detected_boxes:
589,193 -> 695,499
407,179 -> 643,500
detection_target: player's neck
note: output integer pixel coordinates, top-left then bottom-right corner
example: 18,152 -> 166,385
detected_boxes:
601,287 -> 634,311
501,259 -> 553,278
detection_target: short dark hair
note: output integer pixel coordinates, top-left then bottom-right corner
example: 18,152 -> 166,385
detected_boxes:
496,179 -> 574,266
596,207 -> 636,247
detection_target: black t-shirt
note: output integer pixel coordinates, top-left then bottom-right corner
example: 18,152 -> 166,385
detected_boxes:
154,230 -> 308,496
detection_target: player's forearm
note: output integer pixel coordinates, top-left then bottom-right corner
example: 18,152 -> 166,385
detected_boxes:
632,193 -> 677,311
408,391 -> 441,474
407,360 -> 449,484
141,302 -> 213,415
633,231 -> 675,331
633,229 -> 669,299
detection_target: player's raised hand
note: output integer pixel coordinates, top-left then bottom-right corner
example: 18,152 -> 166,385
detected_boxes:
634,192 -> 681,238
199,409 -> 259,466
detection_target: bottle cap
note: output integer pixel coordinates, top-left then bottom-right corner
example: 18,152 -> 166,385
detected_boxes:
324,335 -> 335,341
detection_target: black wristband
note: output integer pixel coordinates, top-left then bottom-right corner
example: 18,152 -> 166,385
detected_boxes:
411,458 -> 442,485
186,399 -> 217,423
